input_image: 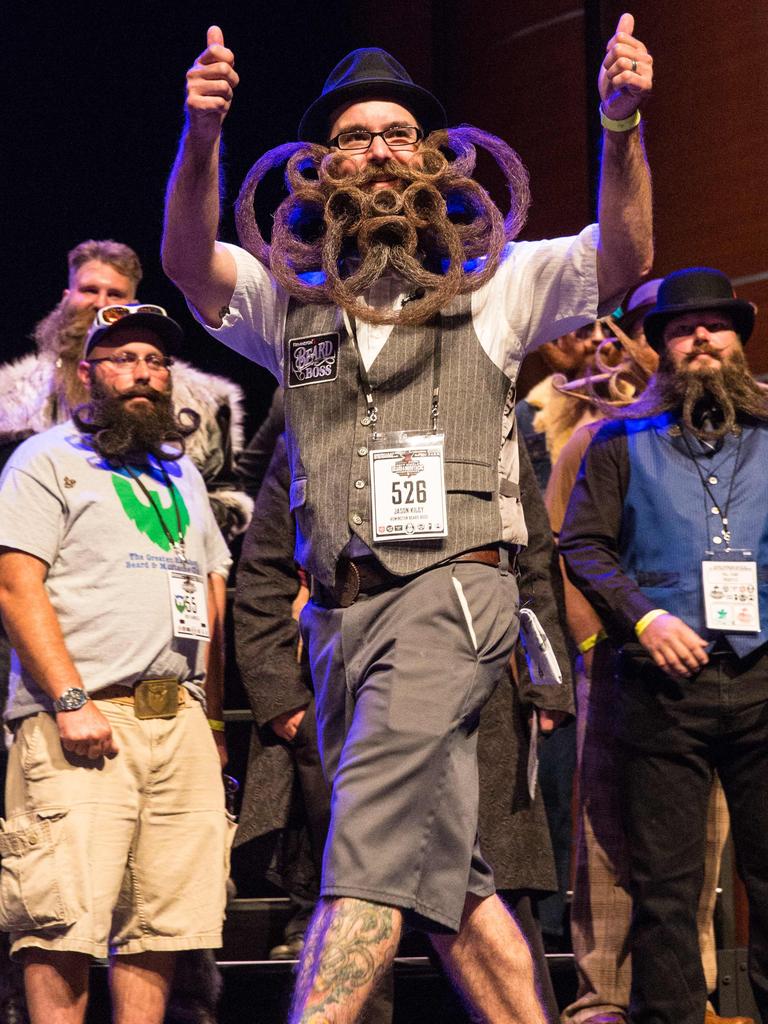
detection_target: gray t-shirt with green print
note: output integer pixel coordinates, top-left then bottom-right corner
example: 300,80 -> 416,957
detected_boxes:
0,421 -> 231,720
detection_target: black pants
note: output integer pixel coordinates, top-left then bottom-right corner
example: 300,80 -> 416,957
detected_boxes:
618,644 -> 768,1024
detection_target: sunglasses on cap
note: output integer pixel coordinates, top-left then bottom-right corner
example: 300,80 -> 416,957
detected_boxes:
93,304 -> 168,327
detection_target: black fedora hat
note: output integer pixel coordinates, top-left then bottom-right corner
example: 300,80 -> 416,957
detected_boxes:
644,267 -> 756,352
298,47 -> 447,143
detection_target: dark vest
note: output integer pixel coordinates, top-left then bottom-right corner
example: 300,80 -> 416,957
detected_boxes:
281,295 -> 527,586
621,414 -> 768,658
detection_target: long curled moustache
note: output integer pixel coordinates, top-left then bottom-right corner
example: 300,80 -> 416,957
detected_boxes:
603,347 -> 768,441
235,127 -> 531,325
551,317 -> 659,408
73,397 -> 201,464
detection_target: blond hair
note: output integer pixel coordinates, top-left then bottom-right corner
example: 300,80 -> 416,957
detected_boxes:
67,239 -> 143,290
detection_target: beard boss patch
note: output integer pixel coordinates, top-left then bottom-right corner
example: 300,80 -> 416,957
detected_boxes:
287,331 -> 340,387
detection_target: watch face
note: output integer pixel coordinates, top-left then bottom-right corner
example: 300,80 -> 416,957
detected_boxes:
55,688 -> 88,712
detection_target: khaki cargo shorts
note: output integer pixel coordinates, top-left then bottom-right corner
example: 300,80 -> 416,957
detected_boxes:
0,694 -> 235,958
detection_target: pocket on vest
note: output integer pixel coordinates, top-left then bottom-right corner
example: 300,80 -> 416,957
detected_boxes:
0,807 -> 85,931
445,458 -> 494,496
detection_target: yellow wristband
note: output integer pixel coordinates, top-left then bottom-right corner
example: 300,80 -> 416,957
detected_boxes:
577,629 -> 607,654
207,718 -> 225,732
600,107 -> 642,132
635,609 -> 668,638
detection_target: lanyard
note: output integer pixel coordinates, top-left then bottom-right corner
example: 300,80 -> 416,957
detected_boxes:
121,461 -> 188,561
680,427 -> 743,547
347,315 -> 443,436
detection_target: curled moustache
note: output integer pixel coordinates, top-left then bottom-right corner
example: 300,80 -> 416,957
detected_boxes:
234,127 -> 530,326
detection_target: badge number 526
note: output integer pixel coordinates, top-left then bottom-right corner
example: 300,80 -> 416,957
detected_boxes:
392,480 -> 427,504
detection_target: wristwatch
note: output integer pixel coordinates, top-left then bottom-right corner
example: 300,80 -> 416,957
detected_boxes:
53,688 -> 89,713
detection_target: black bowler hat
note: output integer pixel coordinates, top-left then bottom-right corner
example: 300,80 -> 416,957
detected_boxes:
643,267 -> 756,352
298,47 -> 447,143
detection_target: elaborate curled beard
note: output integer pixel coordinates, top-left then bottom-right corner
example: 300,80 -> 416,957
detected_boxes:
551,320 -> 659,409
234,126 -> 531,326
73,377 -> 200,464
603,346 -> 768,440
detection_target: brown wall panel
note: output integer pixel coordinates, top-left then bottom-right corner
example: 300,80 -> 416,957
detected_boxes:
599,1 -> 768,369
441,2 -> 593,240
744,280 -> 768,376
346,3 -> 437,96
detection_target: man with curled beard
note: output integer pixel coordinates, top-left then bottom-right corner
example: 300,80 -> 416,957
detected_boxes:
0,242 -> 249,1024
0,306 -> 233,1024
559,268 -> 768,1024
0,239 -> 252,543
162,20 -> 653,1023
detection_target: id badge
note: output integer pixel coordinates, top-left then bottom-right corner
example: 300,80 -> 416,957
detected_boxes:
702,553 -> 759,632
168,571 -> 210,641
369,431 -> 448,542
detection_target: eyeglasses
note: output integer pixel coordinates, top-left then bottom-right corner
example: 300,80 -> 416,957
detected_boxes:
327,125 -> 423,152
87,351 -> 174,374
94,303 -> 168,327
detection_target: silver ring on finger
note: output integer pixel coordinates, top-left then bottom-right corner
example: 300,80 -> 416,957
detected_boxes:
631,58 -> 638,74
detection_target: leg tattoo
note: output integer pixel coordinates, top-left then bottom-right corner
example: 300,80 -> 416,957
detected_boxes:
289,897 -> 401,1023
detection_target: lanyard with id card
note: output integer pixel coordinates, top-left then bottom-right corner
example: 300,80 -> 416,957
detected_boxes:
122,462 -> 210,642
369,431 -> 448,541
680,428 -> 758,633
702,549 -> 759,632
349,313 -> 449,544
168,570 -> 210,640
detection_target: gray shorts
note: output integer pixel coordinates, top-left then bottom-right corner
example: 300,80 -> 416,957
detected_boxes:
301,560 -> 519,932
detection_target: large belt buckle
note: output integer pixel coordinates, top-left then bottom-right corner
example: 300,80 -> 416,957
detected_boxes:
134,678 -> 179,720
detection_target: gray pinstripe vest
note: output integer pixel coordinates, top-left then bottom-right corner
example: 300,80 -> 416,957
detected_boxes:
283,295 -> 528,586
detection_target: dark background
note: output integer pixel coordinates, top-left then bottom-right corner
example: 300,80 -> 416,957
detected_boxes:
6,1 -> 768,432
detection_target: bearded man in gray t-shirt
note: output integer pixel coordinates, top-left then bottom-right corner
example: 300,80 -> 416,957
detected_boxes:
0,306 -> 232,1024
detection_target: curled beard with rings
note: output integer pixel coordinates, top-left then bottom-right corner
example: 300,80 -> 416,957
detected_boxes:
73,374 -> 201,465
235,126 -> 531,326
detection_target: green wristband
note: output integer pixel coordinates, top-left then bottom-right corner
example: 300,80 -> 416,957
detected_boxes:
600,107 -> 642,132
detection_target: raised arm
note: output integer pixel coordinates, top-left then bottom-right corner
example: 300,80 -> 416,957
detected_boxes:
162,25 -> 240,327
596,13 -> 654,308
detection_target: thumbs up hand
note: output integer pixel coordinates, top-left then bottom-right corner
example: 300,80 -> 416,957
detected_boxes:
598,13 -> 653,121
185,25 -> 240,141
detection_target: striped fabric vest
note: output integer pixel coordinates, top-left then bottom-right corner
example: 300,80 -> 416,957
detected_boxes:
621,414 -> 768,658
281,295 -> 527,586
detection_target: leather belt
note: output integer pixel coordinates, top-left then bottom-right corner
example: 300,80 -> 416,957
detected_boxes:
313,545 -> 519,609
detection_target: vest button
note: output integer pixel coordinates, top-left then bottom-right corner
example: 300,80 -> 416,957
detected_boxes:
361,416 -> 371,426
713,536 -> 723,544
354,479 -> 366,489
351,514 -> 363,525
357,446 -> 368,457
708,475 -> 718,485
